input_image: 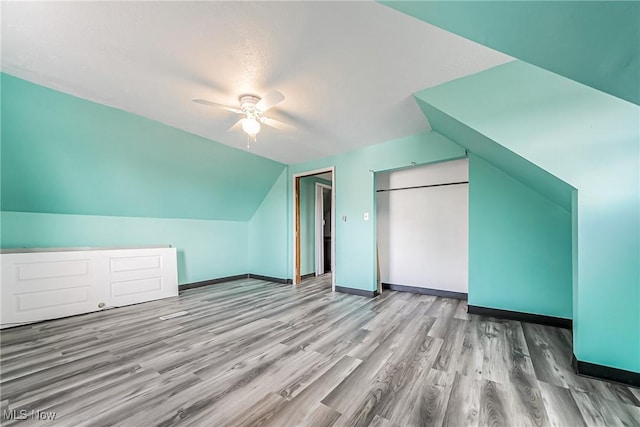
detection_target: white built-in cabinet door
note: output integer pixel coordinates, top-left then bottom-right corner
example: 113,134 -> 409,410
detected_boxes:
105,249 -> 177,307
1,247 -> 178,328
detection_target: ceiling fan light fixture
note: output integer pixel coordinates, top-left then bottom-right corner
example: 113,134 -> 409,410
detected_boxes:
193,90 -> 291,143
242,117 -> 261,135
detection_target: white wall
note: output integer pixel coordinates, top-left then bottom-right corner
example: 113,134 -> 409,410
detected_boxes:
376,159 -> 468,293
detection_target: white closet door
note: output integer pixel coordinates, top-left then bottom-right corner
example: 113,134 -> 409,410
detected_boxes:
377,159 -> 468,293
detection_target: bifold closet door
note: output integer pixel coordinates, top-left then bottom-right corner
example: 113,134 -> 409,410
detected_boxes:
377,159 -> 468,293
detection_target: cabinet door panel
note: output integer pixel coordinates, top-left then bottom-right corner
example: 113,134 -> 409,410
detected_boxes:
1,254 -> 98,326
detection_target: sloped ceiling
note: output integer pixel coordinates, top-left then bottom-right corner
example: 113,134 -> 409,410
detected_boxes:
382,1 -> 640,105
415,60 -> 639,197
1,74 -> 285,221
414,97 -> 575,212
1,1 -> 511,164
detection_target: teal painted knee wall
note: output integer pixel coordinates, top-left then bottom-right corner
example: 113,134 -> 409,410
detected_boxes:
468,155 -> 573,319
0,212 -> 249,285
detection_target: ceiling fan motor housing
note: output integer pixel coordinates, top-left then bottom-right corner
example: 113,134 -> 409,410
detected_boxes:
239,95 -> 261,112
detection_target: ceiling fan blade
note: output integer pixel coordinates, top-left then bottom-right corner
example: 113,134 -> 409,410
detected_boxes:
227,118 -> 244,132
255,90 -> 284,112
192,98 -> 243,114
262,116 -> 295,132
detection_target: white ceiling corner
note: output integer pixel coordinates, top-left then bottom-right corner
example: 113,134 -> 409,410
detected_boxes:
1,1 -> 512,164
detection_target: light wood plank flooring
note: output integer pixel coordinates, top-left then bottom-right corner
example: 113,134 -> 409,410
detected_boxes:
1,275 -> 639,426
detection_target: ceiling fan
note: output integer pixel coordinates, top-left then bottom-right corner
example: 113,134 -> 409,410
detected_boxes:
192,90 -> 294,148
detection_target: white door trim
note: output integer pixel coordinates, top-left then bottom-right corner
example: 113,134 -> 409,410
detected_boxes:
315,182 -> 332,277
292,166 -> 336,291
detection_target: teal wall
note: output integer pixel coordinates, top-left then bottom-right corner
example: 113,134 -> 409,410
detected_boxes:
1,73 -> 285,220
289,131 -> 574,325
416,61 -> 640,373
289,132 -> 467,291
299,176 -> 332,276
248,169 -> 289,279
382,1 -> 640,105
469,155 -> 572,319
1,73 -> 285,284
0,211 -> 247,284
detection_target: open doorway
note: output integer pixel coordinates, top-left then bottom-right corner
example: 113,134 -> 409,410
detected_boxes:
315,181 -> 332,276
293,167 -> 335,290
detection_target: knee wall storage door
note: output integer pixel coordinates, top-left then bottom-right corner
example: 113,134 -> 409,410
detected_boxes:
1,246 -> 178,328
376,159 -> 468,294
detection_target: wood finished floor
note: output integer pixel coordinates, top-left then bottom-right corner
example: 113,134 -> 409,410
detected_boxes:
1,275 -> 639,427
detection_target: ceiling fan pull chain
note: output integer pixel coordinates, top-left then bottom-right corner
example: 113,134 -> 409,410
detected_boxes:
247,133 -> 257,150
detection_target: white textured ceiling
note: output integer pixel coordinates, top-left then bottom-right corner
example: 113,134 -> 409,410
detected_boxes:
1,1 -> 512,164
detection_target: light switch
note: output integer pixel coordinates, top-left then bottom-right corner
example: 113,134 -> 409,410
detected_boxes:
364,212 -> 369,221
342,215 -> 347,222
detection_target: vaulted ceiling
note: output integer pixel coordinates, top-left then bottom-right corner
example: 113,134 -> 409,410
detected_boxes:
1,1 -> 511,164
